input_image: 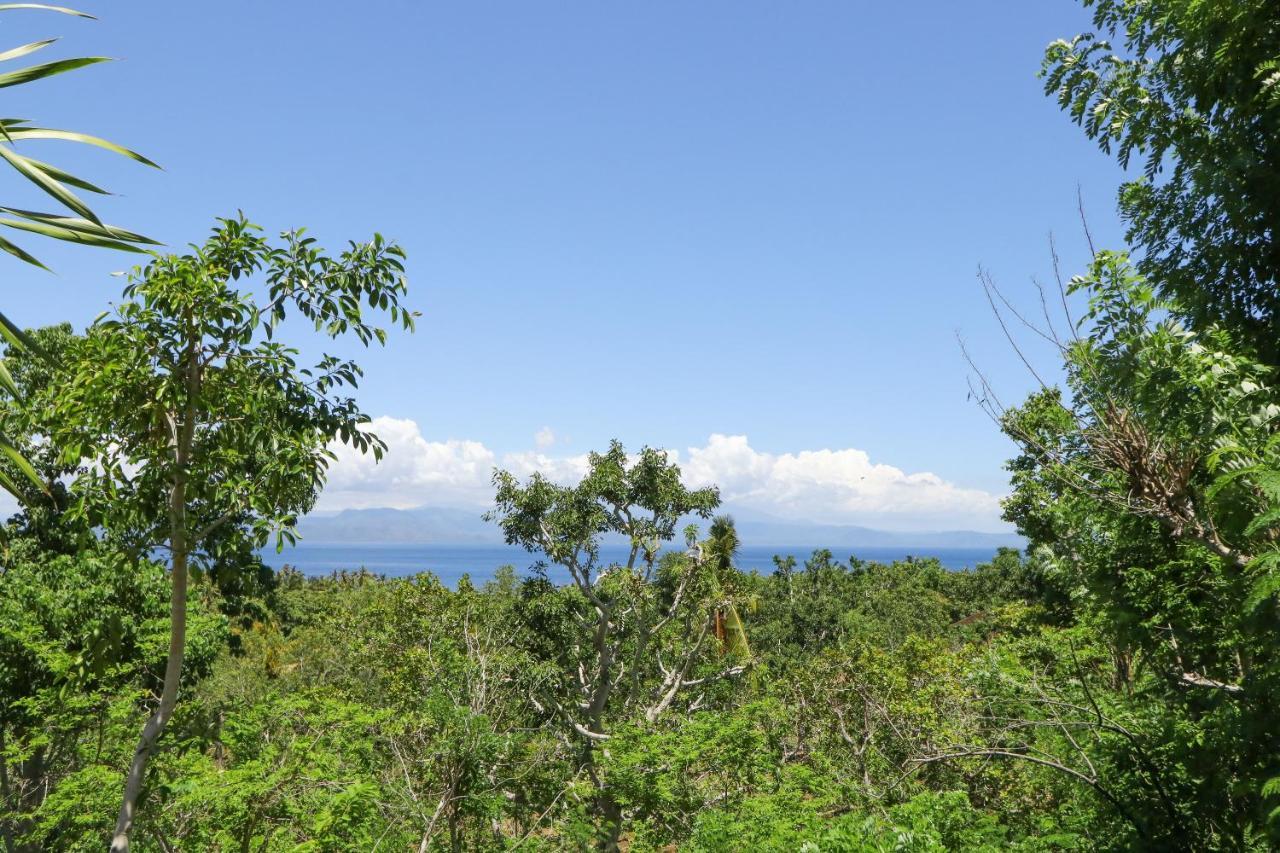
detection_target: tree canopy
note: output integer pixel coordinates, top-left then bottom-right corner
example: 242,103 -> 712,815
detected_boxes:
1043,0 -> 1280,356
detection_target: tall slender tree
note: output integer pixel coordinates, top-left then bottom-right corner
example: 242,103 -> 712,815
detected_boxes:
32,216 -> 413,850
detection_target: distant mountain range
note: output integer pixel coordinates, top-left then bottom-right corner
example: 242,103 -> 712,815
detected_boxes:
297,506 -> 1024,550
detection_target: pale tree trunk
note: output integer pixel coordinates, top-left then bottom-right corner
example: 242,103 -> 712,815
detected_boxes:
109,506 -> 188,851
111,320 -> 197,852
110,550 -> 186,845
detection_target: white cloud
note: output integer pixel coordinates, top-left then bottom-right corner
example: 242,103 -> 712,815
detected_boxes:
318,420 -> 1007,531
534,426 -> 556,450
501,450 -> 592,484
319,417 -> 589,511
680,434 -> 1005,532
319,417 -> 497,510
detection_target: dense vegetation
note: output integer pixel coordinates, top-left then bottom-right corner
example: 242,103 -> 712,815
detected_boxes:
0,496 -> 1110,850
3,0 -> 1280,849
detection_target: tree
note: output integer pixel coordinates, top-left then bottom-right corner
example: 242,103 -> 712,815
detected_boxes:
1043,0 -> 1280,358
29,215 -> 413,851
488,442 -> 748,849
703,515 -> 751,660
988,252 -> 1280,845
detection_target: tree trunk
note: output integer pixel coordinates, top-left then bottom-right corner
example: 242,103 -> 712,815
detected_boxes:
109,542 -> 188,852
112,331 -> 196,852
596,795 -> 623,852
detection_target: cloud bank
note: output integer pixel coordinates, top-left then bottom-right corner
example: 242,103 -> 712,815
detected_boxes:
318,417 -> 1007,532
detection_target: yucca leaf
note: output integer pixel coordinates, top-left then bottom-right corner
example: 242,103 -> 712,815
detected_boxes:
0,358 -> 17,396
0,38 -> 57,63
0,4 -> 94,16
0,209 -> 158,244
0,464 -> 23,501
0,144 -> 98,222
0,126 -> 159,168
0,217 -> 146,252
0,309 -> 39,353
0,118 -> 29,146
18,158 -> 108,193
0,232 -> 46,270
0,433 -> 44,493
0,56 -> 108,90
0,207 -> 157,241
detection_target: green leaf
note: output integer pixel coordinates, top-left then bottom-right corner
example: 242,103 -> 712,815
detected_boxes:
0,358 -> 18,396
0,434 -> 45,493
1256,470 -> 1280,503
1245,506 -> 1280,538
0,56 -> 109,90
1247,571 -> 1280,611
0,216 -> 152,252
1207,465 -> 1258,502
0,208 -> 157,243
0,232 -> 47,270
16,158 -> 108,193
1263,775 -> 1280,798
0,464 -> 23,501
1246,550 -> 1280,610
0,38 -> 57,63
0,144 -> 99,222
0,126 -> 160,168
0,309 -> 39,352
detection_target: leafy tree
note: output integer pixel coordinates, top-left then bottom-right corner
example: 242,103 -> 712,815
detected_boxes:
489,442 -> 751,849
1043,0 -> 1280,357
27,215 -> 413,850
992,251 -> 1280,846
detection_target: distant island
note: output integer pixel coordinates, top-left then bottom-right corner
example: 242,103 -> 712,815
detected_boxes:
297,505 -> 1025,550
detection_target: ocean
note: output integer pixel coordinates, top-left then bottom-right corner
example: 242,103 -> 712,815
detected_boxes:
260,542 -> 1010,586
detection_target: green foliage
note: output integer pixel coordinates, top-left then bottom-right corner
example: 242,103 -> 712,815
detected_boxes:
156,693 -> 402,852
0,508 -> 1115,851
692,789 -> 1021,852
999,249 -> 1280,847
37,214 -> 412,562
0,537 -> 226,850
1043,0 -> 1280,358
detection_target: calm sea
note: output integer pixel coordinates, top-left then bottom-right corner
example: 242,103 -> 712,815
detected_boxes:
260,542 -> 1008,586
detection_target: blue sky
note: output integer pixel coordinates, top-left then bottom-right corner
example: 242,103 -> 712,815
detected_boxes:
0,2 -> 1125,530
